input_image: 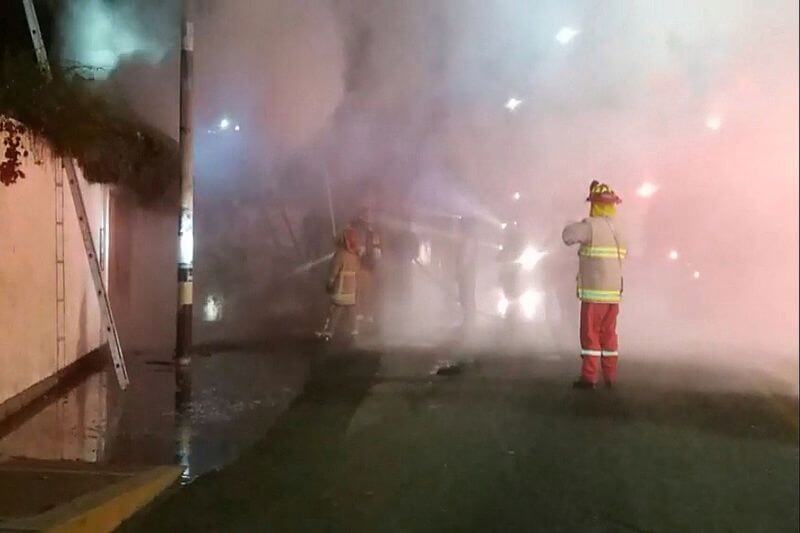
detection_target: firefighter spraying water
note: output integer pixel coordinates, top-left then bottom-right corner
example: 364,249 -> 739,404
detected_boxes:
316,226 -> 361,342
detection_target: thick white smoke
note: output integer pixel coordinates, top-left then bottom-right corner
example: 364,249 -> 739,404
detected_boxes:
58,0 -> 798,382
58,0 -> 178,74
195,0 -> 345,153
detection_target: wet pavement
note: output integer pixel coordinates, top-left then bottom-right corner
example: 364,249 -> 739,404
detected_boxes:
1,334 -> 797,531
0,339 -> 312,483
117,344 -> 797,533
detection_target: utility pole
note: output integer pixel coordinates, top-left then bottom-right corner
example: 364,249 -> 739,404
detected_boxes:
176,0 -> 194,365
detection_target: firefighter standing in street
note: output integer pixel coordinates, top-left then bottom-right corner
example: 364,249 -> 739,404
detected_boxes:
350,209 -> 382,334
562,181 -> 627,389
316,226 -> 360,342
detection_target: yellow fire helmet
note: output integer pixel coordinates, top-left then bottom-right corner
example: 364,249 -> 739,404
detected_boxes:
586,180 -> 621,217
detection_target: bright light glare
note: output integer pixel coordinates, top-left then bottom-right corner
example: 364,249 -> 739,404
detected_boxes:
556,27 -> 580,44
179,231 -> 193,266
505,97 -> 523,111
668,250 -> 679,261
515,246 -> 547,271
512,192 -> 521,201
67,1 -> 166,78
636,182 -> 659,198
179,210 -> 193,266
234,124 -> 241,132
705,116 -> 722,131
497,295 -> 510,317
693,271 -> 701,280
500,222 -> 508,230
520,289 -> 543,320
203,295 -> 223,322
219,118 -> 231,130
416,241 -> 432,266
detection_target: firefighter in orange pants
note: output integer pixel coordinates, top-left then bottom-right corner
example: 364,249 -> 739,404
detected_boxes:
562,181 -> 627,389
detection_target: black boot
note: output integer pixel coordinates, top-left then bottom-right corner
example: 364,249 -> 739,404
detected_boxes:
572,379 -> 596,390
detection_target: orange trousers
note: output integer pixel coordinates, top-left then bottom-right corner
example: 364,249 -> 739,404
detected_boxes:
579,302 -> 619,384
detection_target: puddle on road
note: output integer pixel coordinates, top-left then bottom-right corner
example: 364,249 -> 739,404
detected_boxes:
0,350 -> 310,483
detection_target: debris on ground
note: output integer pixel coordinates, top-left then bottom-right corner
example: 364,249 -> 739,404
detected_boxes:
431,360 -> 465,376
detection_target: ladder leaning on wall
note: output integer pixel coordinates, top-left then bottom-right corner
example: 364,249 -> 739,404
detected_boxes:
22,0 -> 129,389
54,156 -> 66,371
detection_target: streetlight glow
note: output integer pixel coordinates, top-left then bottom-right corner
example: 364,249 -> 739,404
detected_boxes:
516,246 -> 548,271
636,182 -> 659,198
497,295 -> 510,317
219,118 -> 230,130
520,289 -> 542,320
705,115 -> 722,131
556,26 -> 580,44
669,250 -> 679,261
505,97 -> 523,111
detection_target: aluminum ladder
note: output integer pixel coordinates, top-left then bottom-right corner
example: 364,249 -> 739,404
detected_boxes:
22,0 -> 129,389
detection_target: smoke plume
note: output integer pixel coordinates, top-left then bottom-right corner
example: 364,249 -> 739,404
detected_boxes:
58,0 -> 798,384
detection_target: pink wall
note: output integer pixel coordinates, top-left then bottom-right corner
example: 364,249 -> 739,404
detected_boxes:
0,124 -> 107,405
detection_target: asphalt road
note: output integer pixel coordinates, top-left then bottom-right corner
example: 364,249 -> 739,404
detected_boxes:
122,347 -> 799,532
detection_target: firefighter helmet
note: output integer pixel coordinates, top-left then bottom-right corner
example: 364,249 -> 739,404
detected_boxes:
586,181 -> 622,205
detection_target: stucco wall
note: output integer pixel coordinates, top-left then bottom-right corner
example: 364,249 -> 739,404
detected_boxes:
108,191 -> 177,354
0,371 -> 109,462
0,133 -> 106,405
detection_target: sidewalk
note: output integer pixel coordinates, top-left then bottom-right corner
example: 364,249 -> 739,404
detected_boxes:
0,459 -> 180,532
0,339 -> 312,532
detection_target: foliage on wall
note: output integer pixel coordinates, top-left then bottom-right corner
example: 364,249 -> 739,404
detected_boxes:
0,56 -> 178,203
0,117 -> 27,186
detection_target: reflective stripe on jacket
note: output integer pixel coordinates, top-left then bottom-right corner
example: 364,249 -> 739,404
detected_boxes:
329,249 -> 359,306
579,246 -> 628,259
575,216 -> 625,303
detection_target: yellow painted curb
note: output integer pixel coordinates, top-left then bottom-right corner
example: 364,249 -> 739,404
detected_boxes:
0,465 -> 182,532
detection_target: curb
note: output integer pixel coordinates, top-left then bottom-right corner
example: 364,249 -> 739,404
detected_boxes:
0,465 -> 182,532
0,349 -> 105,426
